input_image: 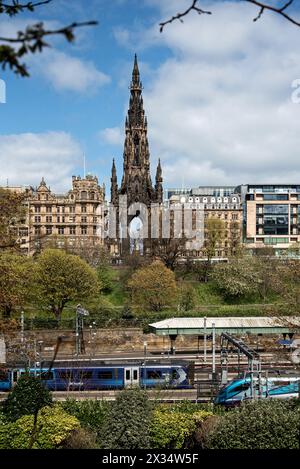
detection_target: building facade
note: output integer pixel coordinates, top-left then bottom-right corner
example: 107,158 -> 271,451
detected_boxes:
239,184 -> 300,254
168,187 -> 243,260
6,175 -> 105,256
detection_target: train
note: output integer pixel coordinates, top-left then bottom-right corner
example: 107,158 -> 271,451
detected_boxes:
215,373 -> 300,407
0,362 -> 194,392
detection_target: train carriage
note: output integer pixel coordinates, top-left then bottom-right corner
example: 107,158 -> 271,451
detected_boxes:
0,362 -> 194,392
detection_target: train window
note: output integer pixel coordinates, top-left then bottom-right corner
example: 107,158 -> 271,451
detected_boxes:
171,370 -> 179,380
79,371 -> 93,380
133,370 -> 138,380
37,371 -> 54,380
147,370 -> 162,380
233,384 -> 250,393
0,370 -> 8,381
98,371 -> 113,380
58,370 -> 75,380
125,370 -> 130,380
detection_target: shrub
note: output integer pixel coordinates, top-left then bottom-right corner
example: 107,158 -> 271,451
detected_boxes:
205,399 -> 300,449
62,427 -> 98,449
150,404 -> 212,449
60,398 -> 110,434
0,405 -> 80,449
100,387 -> 152,449
3,373 -> 52,422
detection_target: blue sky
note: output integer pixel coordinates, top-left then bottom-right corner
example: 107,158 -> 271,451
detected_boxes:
1,0 -> 300,195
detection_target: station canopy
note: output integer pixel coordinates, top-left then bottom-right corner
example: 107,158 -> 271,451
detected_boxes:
149,317 -> 300,336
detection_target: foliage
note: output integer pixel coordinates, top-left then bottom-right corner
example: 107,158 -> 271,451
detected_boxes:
0,0 -> 97,77
212,257 -> 261,298
34,249 -> 100,319
60,398 -> 111,435
178,283 -> 197,311
0,252 -> 34,317
201,217 -> 226,282
61,427 -> 98,449
151,238 -> 186,271
150,405 -> 212,449
0,405 -> 80,449
97,264 -> 115,294
3,373 -> 52,421
100,387 -> 152,449
127,260 -> 178,312
205,399 -> 300,449
0,188 -> 26,250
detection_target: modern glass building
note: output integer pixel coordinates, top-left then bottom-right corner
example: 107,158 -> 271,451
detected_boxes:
237,184 -> 300,254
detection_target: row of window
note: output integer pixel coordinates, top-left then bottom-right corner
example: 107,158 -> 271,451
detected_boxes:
34,216 -> 98,223
34,226 -> 98,236
34,205 -> 98,214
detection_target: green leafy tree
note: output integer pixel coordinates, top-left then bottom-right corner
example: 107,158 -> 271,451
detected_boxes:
127,260 -> 178,312
34,249 -> 100,319
97,264 -> 115,294
100,387 -> 152,449
0,405 -> 80,449
0,252 -> 34,317
3,373 -> 52,422
205,399 -> 300,449
178,283 -> 197,312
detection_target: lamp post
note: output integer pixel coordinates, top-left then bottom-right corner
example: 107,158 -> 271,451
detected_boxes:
75,304 -> 89,356
212,322 -> 216,376
143,341 -> 147,389
38,340 -> 43,375
204,316 -> 207,364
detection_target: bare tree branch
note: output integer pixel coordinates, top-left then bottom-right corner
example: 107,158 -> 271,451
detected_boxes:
160,0 -> 300,31
0,21 -> 98,76
159,0 -> 212,32
0,0 -> 52,16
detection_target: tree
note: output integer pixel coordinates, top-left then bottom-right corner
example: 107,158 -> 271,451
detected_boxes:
127,260 -> 178,312
212,256 -> 261,299
0,188 -> 26,251
160,1 -> 300,32
272,259 -> 300,313
151,237 -> 186,271
202,217 -> 226,282
178,283 -> 197,312
100,387 -> 152,449
0,252 -> 34,317
3,373 -> 52,422
205,399 -> 300,449
0,0 -> 97,76
34,249 -> 100,319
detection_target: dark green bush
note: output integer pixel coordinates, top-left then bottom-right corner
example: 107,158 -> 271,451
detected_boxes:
205,399 -> 300,449
100,387 -> 152,449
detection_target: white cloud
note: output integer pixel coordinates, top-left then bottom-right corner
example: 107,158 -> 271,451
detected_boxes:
99,126 -> 124,146
119,0 -> 300,187
35,50 -> 110,93
0,131 -> 82,192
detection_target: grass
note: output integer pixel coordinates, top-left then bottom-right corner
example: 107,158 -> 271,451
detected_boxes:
5,266 -> 288,327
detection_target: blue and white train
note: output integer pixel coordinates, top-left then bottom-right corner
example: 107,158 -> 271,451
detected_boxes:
215,374 -> 300,407
0,362 -> 194,392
